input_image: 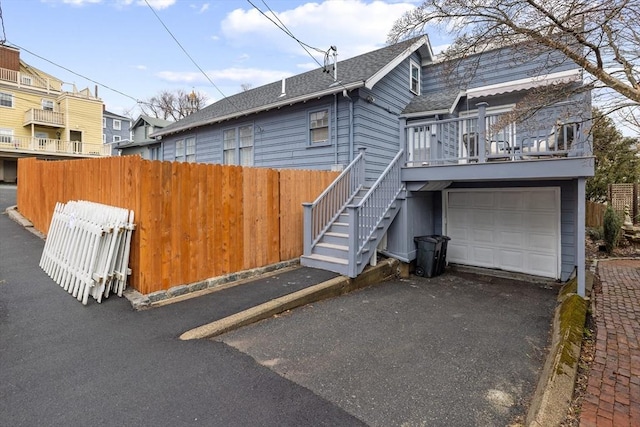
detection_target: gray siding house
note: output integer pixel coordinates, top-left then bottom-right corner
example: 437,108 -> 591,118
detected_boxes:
152,36 -> 593,296
116,115 -> 172,159
103,109 -> 131,153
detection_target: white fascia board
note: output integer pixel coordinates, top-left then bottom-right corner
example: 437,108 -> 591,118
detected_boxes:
467,69 -> 582,99
364,36 -> 430,90
151,81 -> 364,138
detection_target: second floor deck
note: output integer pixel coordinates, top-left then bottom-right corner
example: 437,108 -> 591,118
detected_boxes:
401,105 -> 594,184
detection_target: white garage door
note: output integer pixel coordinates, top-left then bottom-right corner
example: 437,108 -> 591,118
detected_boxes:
444,188 -> 560,278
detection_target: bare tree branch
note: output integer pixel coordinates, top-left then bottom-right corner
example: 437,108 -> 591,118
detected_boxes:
139,89 -> 208,120
388,0 -> 640,130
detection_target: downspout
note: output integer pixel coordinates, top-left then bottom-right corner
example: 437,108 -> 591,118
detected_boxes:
342,89 -> 354,162
334,93 -> 338,165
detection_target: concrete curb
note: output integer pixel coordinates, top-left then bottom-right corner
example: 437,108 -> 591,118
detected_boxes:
4,205 -> 45,239
180,257 -> 400,341
525,268 -> 594,427
123,261 -> 302,310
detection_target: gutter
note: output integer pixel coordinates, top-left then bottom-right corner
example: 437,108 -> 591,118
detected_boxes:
152,81 -> 365,138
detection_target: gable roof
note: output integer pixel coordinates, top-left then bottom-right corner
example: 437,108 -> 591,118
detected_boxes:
103,110 -> 130,120
153,36 -> 432,138
132,114 -> 173,129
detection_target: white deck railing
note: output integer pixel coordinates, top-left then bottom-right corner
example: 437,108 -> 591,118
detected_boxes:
0,136 -> 110,156
405,104 -> 588,166
303,147 -> 367,254
347,149 -> 404,277
24,108 -> 65,126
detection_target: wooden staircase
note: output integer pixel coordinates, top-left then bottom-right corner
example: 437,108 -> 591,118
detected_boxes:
301,149 -> 405,277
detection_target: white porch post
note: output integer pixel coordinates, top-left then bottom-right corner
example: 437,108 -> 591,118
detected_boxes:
577,178 -> 586,297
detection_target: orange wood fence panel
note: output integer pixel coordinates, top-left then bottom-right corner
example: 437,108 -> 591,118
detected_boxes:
16,157 -> 338,295
586,201 -> 606,228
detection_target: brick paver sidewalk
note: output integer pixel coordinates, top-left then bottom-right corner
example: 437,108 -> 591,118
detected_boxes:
580,259 -> 640,427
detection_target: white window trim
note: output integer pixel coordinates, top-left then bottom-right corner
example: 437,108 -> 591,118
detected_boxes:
103,118 -> 106,128
41,99 -> 54,111
113,135 -> 121,143
308,107 -> 331,146
410,60 -> 420,95
113,119 -> 122,131
175,139 -> 185,162
0,92 -> 14,108
185,136 -> 196,163
223,124 -> 254,165
0,128 -> 14,144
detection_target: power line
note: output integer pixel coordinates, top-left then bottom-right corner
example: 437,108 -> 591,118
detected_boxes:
248,0 -> 348,91
0,0 -> 7,43
143,0 -> 234,107
249,0 -> 325,69
5,41 -> 144,105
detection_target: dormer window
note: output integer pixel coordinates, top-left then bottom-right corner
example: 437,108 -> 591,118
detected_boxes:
410,60 -> 420,95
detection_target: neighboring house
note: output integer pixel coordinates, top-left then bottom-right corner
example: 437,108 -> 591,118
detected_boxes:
0,44 -> 106,183
115,115 -> 172,160
103,109 -> 132,154
151,36 -> 594,295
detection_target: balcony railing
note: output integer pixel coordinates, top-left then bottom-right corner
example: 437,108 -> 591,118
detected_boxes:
0,136 -> 111,156
24,109 -> 65,127
405,104 -> 590,167
1,67 -> 55,91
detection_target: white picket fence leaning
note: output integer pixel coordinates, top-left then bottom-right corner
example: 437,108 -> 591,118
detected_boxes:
39,200 -> 136,305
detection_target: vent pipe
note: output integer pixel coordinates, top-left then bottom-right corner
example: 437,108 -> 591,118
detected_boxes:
280,77 -> 286,97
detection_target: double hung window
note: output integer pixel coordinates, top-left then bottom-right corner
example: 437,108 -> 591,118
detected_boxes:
0,92 -> 13,108
410,60 -> 420,95
224,124 -> 254,165
309,109 -> 329,144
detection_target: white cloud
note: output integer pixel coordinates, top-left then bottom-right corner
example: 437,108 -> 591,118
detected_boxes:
155,67 -> 294,87
192,3 -> 209,14
220,0 -> 416,61
139,0 -> 175,9
133,64 -> 148,70
42,0 -> 101,5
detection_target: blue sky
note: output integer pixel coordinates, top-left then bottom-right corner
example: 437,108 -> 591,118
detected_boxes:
1,0 -> 448,118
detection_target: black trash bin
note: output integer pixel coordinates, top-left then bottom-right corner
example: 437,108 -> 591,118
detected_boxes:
414,236 -> 442,278
434,235 -> 451,275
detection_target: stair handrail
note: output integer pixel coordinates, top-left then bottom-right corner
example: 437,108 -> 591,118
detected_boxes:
347,149 -> 404,276
303,148 -> 367,255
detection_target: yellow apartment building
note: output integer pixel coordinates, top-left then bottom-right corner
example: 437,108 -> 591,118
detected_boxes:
0,44 -> 107,183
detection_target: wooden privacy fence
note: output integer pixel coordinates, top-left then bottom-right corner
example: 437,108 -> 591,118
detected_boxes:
586,201 -> 606,228
17,157 -> 338,294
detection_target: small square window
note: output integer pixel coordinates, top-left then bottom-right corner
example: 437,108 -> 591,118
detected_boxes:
113,135 -> 121,143
113,119 -> 121,131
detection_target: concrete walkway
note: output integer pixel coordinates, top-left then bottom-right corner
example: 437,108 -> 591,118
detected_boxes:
580,259 -> 640,427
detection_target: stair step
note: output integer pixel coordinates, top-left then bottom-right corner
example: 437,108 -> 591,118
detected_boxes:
316,242 -> 348,251
303,253 -> 348,265
325,231 -> 348,238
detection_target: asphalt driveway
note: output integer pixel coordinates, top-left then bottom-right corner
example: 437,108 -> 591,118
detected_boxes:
217,271 -> 558,426
1,184 -> 558,426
